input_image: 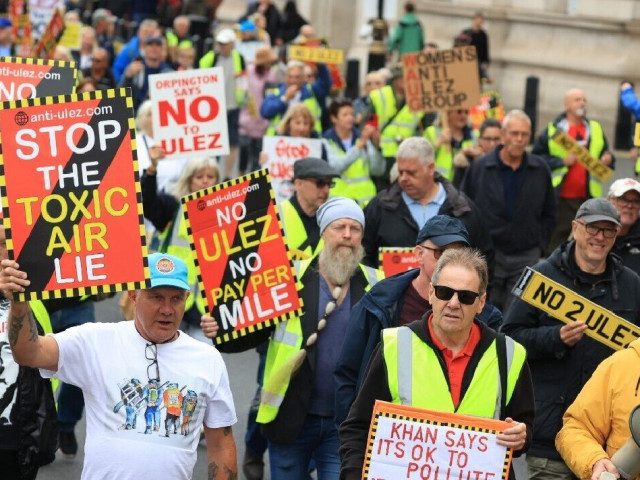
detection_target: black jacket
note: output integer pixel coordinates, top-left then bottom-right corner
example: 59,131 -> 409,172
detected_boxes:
218,257 -> 372,443
1,305 -> 58,479
501,241 -> 640,460
362,174 -> 494,267
613,219 -> 640,276
461,146 -> 556,254
339,317 -> 534,480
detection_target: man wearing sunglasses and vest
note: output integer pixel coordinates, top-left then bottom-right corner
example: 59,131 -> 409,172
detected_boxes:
1,253 -> 238,480
339,248 -> 534,479
502,198 -> 640,479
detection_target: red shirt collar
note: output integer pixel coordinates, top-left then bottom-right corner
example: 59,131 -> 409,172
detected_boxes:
427,313 -> 481,358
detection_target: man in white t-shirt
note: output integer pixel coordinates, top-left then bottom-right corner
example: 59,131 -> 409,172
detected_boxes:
1,253 -> 237,480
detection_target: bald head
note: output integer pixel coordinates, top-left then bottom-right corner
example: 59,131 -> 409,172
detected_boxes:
564,88 -> 587,121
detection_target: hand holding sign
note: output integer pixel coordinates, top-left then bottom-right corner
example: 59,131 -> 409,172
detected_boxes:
559,321 -> 588,347
496,418 -> 527,451
0,258 -> 30,301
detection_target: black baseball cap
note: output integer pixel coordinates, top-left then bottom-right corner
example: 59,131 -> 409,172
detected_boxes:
575,198 -> 621,227
416,215 -> 471,247
293,157 -> 339,180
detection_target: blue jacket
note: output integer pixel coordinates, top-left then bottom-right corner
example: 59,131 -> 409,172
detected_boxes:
112,37 -> 141,83
334,268 -> 503,425
260,63 -> 332,120
621,86 -> 640,118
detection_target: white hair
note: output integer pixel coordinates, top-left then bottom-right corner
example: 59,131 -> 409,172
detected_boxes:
396,137 -> 435,167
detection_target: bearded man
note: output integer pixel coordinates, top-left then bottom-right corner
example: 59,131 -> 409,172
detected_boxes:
204,197 -> 384,479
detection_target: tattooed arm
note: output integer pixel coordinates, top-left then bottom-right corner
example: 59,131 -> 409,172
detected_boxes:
1,259 -> 59,370
205,425 -> 238,480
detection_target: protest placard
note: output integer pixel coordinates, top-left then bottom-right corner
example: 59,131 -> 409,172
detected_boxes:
512,267 -> 640,350
402,46 -> 482,113
0,88 -> 150,301
150,68 -> 230,161
58,20 -> 81,50
33,9 -> 64,59
0,57 -> 77,102
182,169 -> 303,344
364,401 -> 512,480
289,45 -> 344,64
29,0 -> 62,39
262,136 -> 322,203
379,247 -> 420,277
8,0 -> 32,58
469,90 -> 505,131
551,130 -> 613,182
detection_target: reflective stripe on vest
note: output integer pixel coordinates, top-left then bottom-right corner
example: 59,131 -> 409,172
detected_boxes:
29,300 -> 59,394
383,327 -> 526,419
279,200 -> 323,261
547,120 -> 606,198
198,50 -> 246,105
325,139 -> 376,207
370,85 -> 421,158
265,84 -> 322,136
257,261 -> 385,424
158,212 -> 204,313
424,126 -> 474,181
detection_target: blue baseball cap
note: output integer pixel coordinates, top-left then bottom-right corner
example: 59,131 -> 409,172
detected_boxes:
0,18 -> 12,29
148,253 -> 190,290
416,215 -> 471,247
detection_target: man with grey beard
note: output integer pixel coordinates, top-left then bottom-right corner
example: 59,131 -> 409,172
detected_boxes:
203,197 -> 384,479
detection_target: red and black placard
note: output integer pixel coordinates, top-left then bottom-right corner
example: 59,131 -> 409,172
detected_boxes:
0,87 -> 150,301
0,56 -> 78,102
182,169 -> 303,344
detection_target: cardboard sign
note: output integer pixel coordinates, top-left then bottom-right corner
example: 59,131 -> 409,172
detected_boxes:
403,46 -> 482,113
33,9 -> 65,59
512,268 -> 640,350
182,169 -> 303,344
150,68 -> 230,161
364,401 -> 512,480
0,88 -> 150,301
0,57 -> 77,102
8,0 -> 32,58
551,130 -> 614,182
289,45 -> 344,64
262,136 -> 322,203
58,21 -> 82,50
469,90 -> 505,131
379,247 -> 420,277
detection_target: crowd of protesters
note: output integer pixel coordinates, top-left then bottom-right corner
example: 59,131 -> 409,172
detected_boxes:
3,1 -> 640,480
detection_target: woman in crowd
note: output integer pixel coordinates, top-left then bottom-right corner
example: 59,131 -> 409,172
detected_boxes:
322,98 -> 385,207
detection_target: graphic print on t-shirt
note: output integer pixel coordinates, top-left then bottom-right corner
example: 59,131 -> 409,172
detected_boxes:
112,377 -> 201,439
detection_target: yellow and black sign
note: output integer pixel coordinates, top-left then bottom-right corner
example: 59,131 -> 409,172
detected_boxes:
288,45 -> 344,64
551,130 -> 613,182
634,122 -> 640,147
512,268 -> 640,351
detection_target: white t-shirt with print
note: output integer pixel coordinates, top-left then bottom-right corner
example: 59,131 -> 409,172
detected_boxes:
40,321 -> 236,480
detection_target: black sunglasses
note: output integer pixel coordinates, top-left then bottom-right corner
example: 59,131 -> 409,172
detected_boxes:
145,343 -> 160,382
433,285 -> 480,305
310,179 -> 335,189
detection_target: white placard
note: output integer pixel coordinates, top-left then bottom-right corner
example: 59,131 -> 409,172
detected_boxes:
150,67 -> 230,161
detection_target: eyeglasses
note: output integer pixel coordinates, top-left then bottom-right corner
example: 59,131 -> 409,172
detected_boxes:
309,179 -> 335,189
616,196 -> 640,208
575,221 -> 618,239
433,285 -> 480,305
480,136 -> 501,143
417,244 -> 444,259
145,343 -> 160,382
